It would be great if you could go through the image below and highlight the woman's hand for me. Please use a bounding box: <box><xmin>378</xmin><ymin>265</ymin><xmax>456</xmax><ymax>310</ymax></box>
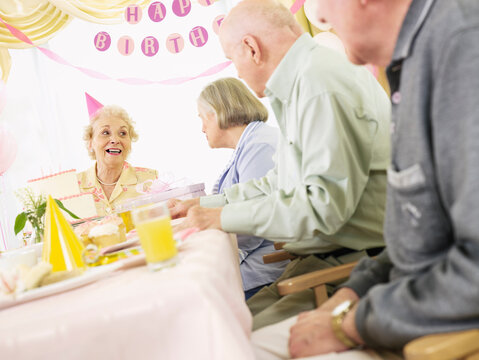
<box><xmin>167</xmin><ymin>198</ymin><xmax>200</xmax><ymax>219</ymax></box>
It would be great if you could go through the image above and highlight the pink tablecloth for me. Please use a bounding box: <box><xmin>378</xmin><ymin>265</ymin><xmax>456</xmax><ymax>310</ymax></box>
<box><xmin>0</xmin><ymin>230</ymin><xmax>254</xmax><ymax>360</ymax></box>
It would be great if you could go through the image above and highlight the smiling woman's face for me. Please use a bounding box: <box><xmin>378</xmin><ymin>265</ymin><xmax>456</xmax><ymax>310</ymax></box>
<box><xmin>89</xmin><ymin>116</ymin><xmax>132</xmax><ymax>168</ymax></box>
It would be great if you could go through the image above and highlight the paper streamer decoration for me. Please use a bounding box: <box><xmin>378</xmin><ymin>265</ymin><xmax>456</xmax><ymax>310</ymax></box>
<box><xmin>42</xmin><ymin>196</ymin><xmax>85</xmax><ymax>272</ymax></box>
<box><xmin>290</xmin><ymin>0</ymin><xmax>307</xmax><ymax>15</ymax></box>
<box><xmin>0</xmin><ymin>15</ymin><xmax>231</xmax><ymax>85</ymax></box>
<box><xmin>0</xmin><ymin>125</ymin><xmax>17</xmax><ymax>177</ymax></box>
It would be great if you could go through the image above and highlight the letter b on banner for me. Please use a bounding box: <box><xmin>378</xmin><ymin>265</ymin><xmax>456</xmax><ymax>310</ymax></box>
<box><xmin>94</xmin><ymin>32</ymin><xmax>111</xmax><ymax>51</ymax></box>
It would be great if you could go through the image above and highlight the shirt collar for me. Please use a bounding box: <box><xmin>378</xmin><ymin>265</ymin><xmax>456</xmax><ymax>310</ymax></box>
<box><xmin>265</xmin><ymin>33</ymin><xmax>316</xmax><ymax>103</ymax></box>
<box><xmin>235</xmin><ymin>121</ymin><xmax>262</xmax><ymax>151</ymax></box>
<box><xmin>84</xmin><ymin>161</ymin><xmax>138</xmax><ymax>188</ymax></box>
<box><xmin>391</xmin><ymin>0</ymin><xmax>436</xmax><ymax>62</ymax></box>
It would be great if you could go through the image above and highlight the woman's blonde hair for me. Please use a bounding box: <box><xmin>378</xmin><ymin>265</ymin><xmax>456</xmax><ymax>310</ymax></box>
<box><xmin>83</xmin><ymin>105</ymin><xmax>139</xmax><ymax>160</ymax></box>
<box><xmin>198</xmin><ymin>78</ymin><xmax>268</xmax><ymax>129</ymax></box>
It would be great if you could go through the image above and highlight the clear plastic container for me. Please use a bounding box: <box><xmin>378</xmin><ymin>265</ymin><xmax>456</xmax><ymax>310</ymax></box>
<box><xmin>114</xmin><ymin>183</ymin><xmax>205</xmax><ymax>232</ymax></box>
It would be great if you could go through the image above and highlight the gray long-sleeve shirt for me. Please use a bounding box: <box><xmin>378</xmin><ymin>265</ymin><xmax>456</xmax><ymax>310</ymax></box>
<box><xmin>342</xmin><ymin>0</ymin><xmax>479</xmax><ymax>349</ymax></box>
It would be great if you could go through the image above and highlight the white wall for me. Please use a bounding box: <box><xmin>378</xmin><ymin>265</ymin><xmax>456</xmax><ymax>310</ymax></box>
<box><xmin>0</xmin><ymin>0</ymin><xmax>277</xmax><ymax>249</ymax></box>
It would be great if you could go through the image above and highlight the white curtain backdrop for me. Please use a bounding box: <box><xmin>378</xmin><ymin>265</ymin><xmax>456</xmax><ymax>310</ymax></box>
<box><xmin>0</xmin><ymin>0</ymin><xmax>277</xmax><ymax>250</ymax></box>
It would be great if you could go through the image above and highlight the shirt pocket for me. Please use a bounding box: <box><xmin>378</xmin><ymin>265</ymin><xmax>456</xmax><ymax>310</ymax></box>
<box><xmin>386</xmin><ymin>164</ymin><xmax>450</xmax><ymax>261</ymax></box>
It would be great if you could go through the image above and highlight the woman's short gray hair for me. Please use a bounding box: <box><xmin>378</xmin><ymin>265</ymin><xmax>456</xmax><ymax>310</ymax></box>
<box><xmin>198</xmin><ymin>77</ymin><xmax>268</xmax><ymax>129</ymax></box>
<box><xmin>83</xmin><ymin>105</ymin><xmax>139</xmax><ymax>160</ymax></box>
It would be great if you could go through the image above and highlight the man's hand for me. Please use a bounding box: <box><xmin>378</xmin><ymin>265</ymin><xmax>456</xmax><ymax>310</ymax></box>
<box><xmin>167</xmin><ymin>198</ymin><xmax>200</xmax><ymax>219</ymax></box>
<box><xmin>173</xmin><ymin>205</ymin><xmax>223</xmax><ymax>232</ymax></box>
<box><xmin>288</xmin><ymin>288</ymin><xmax>362</xmax><ymax>358</ymax></box>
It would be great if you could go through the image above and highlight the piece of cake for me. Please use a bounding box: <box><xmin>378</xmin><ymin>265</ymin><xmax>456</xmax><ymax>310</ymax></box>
<box><xmin>86</xmin><ymin>215</ymin><xmax>127</xmax><ymax>248</ymax></box>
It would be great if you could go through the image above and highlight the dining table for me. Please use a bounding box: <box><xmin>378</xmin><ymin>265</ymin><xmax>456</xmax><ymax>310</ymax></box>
<box><xmin>0</xmin><ymin>229</ymin><xmax>254</xmax><ymax>360</ymax></box>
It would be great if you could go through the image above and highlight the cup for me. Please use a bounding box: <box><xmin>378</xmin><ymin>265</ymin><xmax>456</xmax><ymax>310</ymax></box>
<box><xmin>118</xmin><ymin>210</ymin><xmax>135</xmax><ymax>233</ymax></box>
<box><xmin>131</xmin><ymin>202</ymin><xmax>177</xmax><ymax>271</ymax></box>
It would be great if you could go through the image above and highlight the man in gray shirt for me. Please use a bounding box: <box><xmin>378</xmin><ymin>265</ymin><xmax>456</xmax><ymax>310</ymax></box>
<box><xmin>252</xmin><ymin>0</ymin><xmax>479</xmax><ymax>358</ymax></box>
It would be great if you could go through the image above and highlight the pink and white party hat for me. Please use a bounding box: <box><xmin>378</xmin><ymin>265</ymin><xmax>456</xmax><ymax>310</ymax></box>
<box><xmin>85</xmin><ymin>92</ymin><xmax>103</xmax><ymax>120</ymax></box>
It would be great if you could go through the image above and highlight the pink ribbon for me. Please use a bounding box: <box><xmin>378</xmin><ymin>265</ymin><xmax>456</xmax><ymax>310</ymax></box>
<box><xmin>0</xmin><ymin>16</ymin><xmax>232</xmax><ymax>86</ymax></box>
<box><xmin>290</xmin><ymin>0</ymin><xmax>306</xmax><ymax>14</ymax></box>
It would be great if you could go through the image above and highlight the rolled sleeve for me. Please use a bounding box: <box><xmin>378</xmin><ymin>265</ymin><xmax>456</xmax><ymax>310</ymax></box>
<box><xmin>200</xmin><ymin>194</ymin><xmax>227</xmax><ymax>208</ymax></box>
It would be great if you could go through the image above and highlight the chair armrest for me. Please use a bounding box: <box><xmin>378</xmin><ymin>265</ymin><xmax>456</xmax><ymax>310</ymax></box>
<box><xmin>404</xmin><ymin>329</ymin><xmax>479</xmax><ymax>360</ymax></box>
<box><xmin>277</xmin><ymin>261</ymin><xmax>358</xmax><ymax>296</ymax></box>
<box><xmin>263</xmin><ymin>250</ymin><xmax>297</xmax><ymax>264</ymax></box>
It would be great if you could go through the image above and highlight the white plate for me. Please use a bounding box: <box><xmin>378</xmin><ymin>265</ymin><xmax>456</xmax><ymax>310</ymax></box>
<box><xmin>0</xmin><ymin>264</ymin><xmax>119</xmax><ymax>311</ymax></box>
<box><xmin>99</xmin><ymin>237</ymin><xmax>140</xmax><ymax>255</ymax></box>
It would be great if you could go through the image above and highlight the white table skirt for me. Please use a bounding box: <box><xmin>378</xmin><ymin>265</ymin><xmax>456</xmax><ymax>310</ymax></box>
<box><xmin>0</xmin><ymin>230</ymin><xmax>254</xmax><ymax>360</ymax></box>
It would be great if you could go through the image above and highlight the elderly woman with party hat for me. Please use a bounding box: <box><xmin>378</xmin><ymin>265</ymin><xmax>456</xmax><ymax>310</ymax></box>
<box><xmin>78</xmin><ymin>93</ymin><xmax>158</xmax><ymax>216</ymax></box>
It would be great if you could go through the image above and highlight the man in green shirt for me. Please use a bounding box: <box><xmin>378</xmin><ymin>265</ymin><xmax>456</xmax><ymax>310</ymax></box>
<box><xmin>170</xmin><ymin>0</ymin><xmax>390</xmax><ymax>329</ymax></box>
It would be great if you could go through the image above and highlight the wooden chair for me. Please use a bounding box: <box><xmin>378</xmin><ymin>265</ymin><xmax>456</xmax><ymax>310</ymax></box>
<box><xmin>262</xmin><ymin>242</ymin><xmax>297</xmax><ymax>264</ymax></box>
<box><xmin>277</xmin><ymin>260</ymin><xmax>358</xmax><ymax>306</ymax></box>
<box><xmin>403</xmin><ymin>330</ymin><xmax>479</xmax><ymax>360</ymax></box>
<box><xmin>272</xmin><ymin>259</ymin><xmax>479</xmax><ymax>360</ymax></box>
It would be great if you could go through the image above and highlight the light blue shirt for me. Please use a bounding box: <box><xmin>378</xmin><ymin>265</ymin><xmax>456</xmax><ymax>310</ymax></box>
<box><xmin>212</xmin><ymin>121</ymin><xmax>288</xmax><ymax>291</ymax></box>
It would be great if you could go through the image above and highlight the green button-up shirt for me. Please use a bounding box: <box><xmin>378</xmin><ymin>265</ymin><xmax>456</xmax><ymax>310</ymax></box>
<box><xmin>201</xmin><ymin>34</ymin><xmax>391</xmax><ymax>255</ymax></box>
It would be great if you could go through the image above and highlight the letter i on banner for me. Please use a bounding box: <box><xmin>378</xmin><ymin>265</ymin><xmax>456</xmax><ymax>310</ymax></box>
<box><xmin>118</xmin><ymin>36</ymin><xmax>135</xmax><ymax>56</ymax></box>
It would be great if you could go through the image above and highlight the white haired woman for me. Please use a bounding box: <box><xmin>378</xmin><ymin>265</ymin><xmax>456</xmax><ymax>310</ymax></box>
<box><xmin>78</xmin><ymin>94</ymin><xmax>158</xmax><ymax>216</ymax></box>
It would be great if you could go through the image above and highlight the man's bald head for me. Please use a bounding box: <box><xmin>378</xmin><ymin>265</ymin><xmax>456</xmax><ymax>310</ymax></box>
<box><xmin>219</xmin><ymin>0</ymin><xmax>303</xmax><ymax>97</ymax></box>
<box><xmin>220</xmin><ymin>0</ymin><xmax>303</xmax><ymax>46</ymax></box>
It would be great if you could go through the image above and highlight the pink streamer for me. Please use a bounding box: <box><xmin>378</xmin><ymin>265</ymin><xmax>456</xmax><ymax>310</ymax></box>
<box><xmin>290</xmin><ymin>0</ymin><xmax>306</xmax><ymax>14</ymax></box>
<box><xmin>0</xmin><ymin>80</ymin><xmax>6</xmax><ymax>115</ymax></box>
<box><xmin>0</xmin><ymin>176</ymin><xmax>8</xmax><ymax>250</ymax></box>
<box><xmin>0</xmin><ymin>16</ymin><xmax>232</xmax><ymax>86</ymax></box>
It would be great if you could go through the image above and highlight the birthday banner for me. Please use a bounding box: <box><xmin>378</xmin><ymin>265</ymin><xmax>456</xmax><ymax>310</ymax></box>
<box><xmin>94</xmin><ymin>2</ymin><xmax>225</xmax><ymax>57</ymax></box>
<box><xmin>0</xmin><ymin>0</ymin><xmax>306</xmax><ymax>85</ymax></box>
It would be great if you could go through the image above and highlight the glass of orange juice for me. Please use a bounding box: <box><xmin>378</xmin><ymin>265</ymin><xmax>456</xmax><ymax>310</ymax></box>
<box><xmin>131</xmin><ymin>202</ymin><xmax>177</xmax><ymax>271</ymax></box>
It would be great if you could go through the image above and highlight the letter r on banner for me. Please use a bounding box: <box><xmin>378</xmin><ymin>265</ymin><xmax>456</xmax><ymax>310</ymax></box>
<box><xmin>142</xmin><ymin>36</ymin><xmax>159</xmax><ymax>56</ymax></box>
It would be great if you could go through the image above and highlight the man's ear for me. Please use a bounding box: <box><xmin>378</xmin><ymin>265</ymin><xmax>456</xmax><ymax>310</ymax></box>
<box><xmin>242</xmin><ymin>35</ymin><xmax>262</xmax><ymax>65</ymax></box>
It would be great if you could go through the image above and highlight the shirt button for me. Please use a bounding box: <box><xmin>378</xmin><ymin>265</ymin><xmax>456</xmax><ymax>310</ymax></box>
<box><xmin>392</xmin><ymin>91</ymin><xmax>401</xmax><ymax>104</ymax></box>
